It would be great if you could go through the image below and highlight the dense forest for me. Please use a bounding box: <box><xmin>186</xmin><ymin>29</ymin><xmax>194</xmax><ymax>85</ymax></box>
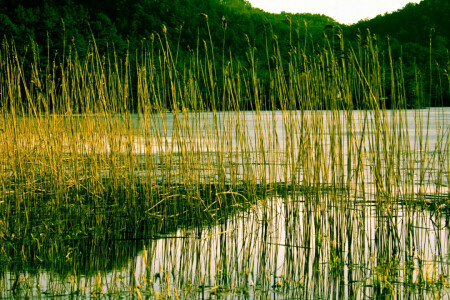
<box><xmin>348</xmin><ymin>0</ymin><xmax>449</xmax><ymax>107</ymax></box>
<box><xmin>0</xmin><ymin>0</ymin><xmax>449</xmax><ymax>107</ymax></box>
<box><xmin>350</xmin><ymin>0</ymin><xmax>449</xmax><ymax>60</ymax></box>
<box><xmin>0</xmin><ymin>0</ymin><xmax>335</xmax><ymax>59</ymax></box>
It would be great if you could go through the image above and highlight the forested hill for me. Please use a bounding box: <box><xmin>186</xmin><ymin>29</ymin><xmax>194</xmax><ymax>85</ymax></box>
<box><xmin>0</xmin><ymin>0</ymin><xmax>448</xmax><ymax>107</ymax></box>
<box><xmin>0</xmin><ymin>0</ymin><xmax>336</xmax><ymax>56</ymax></box>
<box><xmin>1</xmin><ymin>0</ymin><xmax>447</xmax><ymax>64</ymax></box>
<box><xmin>347</xmin><ymin>0</ymin><xmax>449</xmax><ymax>64</ymax></box>
<box><xmin>349</xmin><ymin>0</ymin><xmax>449</xmax><ymax>48</ymax></box>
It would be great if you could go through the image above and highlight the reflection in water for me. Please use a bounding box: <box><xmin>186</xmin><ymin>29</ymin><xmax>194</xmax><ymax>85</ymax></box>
<box><xmin>139</xmin><ymin>195</ymin><xmax>449</xmax><ymax>298</ymax></box>
<box><xmin>2</xmin><ymin>194</ymin><xmax>448</xmax><ymax>298</ymax></box>
<box><xmin>1</xmin><ymin>108</ymin><xmax>449</xmax><ymax>298</ymax></box>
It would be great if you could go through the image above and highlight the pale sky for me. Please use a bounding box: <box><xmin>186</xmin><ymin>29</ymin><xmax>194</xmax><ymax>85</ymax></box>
<box><xmin>247</xmin><ymin>0</ymin><xmax>422</xmax><ymax>24</ymax></box>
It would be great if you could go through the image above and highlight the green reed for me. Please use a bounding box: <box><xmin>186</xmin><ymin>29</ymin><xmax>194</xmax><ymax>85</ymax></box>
<box><xmin>0</xmin><ymin>26</ymin><xmax>449</xmax><ymax>298</ymax></box>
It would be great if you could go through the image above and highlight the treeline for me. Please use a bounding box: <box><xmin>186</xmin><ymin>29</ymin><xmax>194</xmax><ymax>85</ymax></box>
<box><xmin>345</xmin><ymin>0</ymin><xmax>450</xmax><ymax>107</ymax></box>
<box><xmin>0</xmin><ymin>0</ymin><xmax>448</xmax><ymax>108</ymax></box>
<box><xmin>349</xmin><ymin>0</ymin><xmax>449</xmax><ymax>56</ymax></box>
<box><xmin>0</xmin><ymin>0</ymin><xmax>335</xmax><ymax>58</ymax></box>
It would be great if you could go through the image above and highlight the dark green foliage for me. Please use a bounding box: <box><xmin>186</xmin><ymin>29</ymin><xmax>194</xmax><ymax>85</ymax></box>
<box><xmin>346</xmin><ymin>0</ymin><xmax>450</xmax><ymax>106</ymax></box>
<box><xmin>349</xmin><ymin>0</ymin><xmax>449</xmax><ymax>49</ymax></box>
<box><xmin>0</xmin><ymin>0</ymin><xmax>448</xmax><ymax>107</ymax></box>
<box><xmin>0</xmin><ymin>0</ymin><xmax>334</xmax><ymax>59</ymax></box>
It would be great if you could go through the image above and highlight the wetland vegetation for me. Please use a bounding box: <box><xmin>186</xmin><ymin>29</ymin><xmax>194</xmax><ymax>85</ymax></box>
<box><xmin>0</xmin><ymin>0</ymin><xmax>450</xmax><ymax>298</ymax></box>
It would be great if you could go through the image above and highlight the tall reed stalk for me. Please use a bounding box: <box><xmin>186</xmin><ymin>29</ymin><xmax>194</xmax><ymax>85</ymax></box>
<box><xmin>0</xmin><ymin>25</ymin><xmax>448</xmax><ymax>298</ymax></box>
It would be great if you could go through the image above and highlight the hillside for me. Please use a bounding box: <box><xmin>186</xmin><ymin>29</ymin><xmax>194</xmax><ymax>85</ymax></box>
<box><xmin>344</xmin><ymin>0</ymin><xmax>449</xmax><ymax>106</ymax></box>
<box><xmin>349</xmin><ymin>0</ymin><xmax>449</xmax><ymax>48</ymax></box>
<box><xmin>0</xmin><ymin>0</ymin><xmax>448</xmax><ymax>107</ymax></box>
<box><xmin>1</xmin><ymin>0</ymin><xmax>447</xmax><ymax>64</ymax></box>
<box><xmin>346</xmin><ymin>0</ymin><xmax>449</xmax><ymax>65</ymax></box>
<box><xmin>0</xmin><ymin>0</ymin><xmax>336</xmax><ymax>57</ymax></box>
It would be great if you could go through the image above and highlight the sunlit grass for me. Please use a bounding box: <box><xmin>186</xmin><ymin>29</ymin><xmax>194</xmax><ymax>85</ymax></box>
<box><xmin>0</xmin><ymin>28</ymin><xmax>449</xmax><ymax>298</ymax></box>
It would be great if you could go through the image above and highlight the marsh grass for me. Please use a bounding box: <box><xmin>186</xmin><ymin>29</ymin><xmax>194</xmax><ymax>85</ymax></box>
<box><xmin>0</xmin><ymin>28</ymin><xmax>449</xmax><ymax>298</ymax></box>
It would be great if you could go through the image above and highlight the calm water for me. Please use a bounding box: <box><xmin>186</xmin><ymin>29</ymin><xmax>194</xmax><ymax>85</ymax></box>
<box><xmin>2</xmin><ymin>196</ymin><xmax>448</xmax><ymax>298</ymax></box>
<box><xmin>1</xmin><ymin>108</ymin><xmax>449</xmax><ymax>298</ymax></box>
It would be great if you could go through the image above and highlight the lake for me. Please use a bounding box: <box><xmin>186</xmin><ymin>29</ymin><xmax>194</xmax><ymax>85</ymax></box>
<box><xmin>0</xmin><ymin>108</ymin><xmax>449</xmax><ymax>298</ymax></box>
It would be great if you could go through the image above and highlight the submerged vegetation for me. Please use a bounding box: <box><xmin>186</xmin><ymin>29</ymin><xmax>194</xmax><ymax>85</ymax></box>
<box><xmin>0</xmin><ymin>12</ymin><xmax>449</xmax><ymax>298</ymax></box>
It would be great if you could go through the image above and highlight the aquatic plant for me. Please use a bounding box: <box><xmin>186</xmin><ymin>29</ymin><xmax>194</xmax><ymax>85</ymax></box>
<box><xmin>0</xmin><ymin>27</ymin><xmax>448</xmax><ymax>298</ymax></box>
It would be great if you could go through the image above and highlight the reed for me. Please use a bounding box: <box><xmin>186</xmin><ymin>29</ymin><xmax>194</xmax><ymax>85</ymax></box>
<box><xmin>0</xmin><ymin>26</ymin><xmax>448</xmax><ymax>298</ymax></box>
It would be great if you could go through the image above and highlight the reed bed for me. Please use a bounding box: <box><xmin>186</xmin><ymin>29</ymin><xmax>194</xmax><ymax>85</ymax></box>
<box><xmin>0</xmin><ymin>29</ymin><xmax>449</xmax><ymax>298</ymax></box>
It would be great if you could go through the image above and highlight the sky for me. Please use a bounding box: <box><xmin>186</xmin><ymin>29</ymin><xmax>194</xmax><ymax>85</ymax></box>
<box><xmin>246</xmin><ymin>0</ymin><xmax>422</xmax><ymax>25</ymax></box>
